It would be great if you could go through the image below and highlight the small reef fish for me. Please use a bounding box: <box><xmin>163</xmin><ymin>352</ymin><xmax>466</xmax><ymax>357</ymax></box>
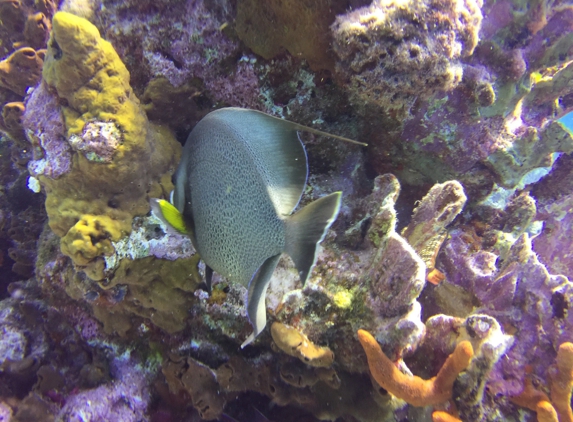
<box><xmin>152</xmin><ymin>107</ymin><xmax>364</xmax><ymax>347</ymax></box>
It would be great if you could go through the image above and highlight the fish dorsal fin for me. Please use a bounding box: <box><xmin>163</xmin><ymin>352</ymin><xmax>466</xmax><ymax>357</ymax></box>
<box><xmin>205</xmin><ymin>108</ymin><xmax>308</xmax><ymax>216</ymax></box>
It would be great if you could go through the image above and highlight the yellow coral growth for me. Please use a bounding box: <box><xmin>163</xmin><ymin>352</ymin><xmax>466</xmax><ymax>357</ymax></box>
<box><xmin>357</xmin><ymin>329</ymin><xmax>473</xmax><ymax>407</ymax></box>
<box><xmin>43</xmin><ymin>12</ymin><xmax>143</xmax><ymax>137</ymax></box>
<box><xmin>537</xmin><ymin>401</ymin><xmax>559</xmax><ymax>422</ymax></box>
<box><xmin>38</xmin><ymin>12</ymin><xmax>180</xmax><ymax>270</ymax></box>
<box><xmin>60</xmin><ymin>215</ymin><xmax>124</xmax><ymax>266</ymax></box>
<box><xmin>271</xmin><ymin>322</ymin><xmax>334</xmax><ymax>367</ymax></box>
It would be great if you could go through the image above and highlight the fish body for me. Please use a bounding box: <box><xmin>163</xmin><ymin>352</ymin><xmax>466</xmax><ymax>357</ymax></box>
<box><xmin>153</xmin><ymin>108</ymin><xmax>345</xmax><ymax>347</ymax></box>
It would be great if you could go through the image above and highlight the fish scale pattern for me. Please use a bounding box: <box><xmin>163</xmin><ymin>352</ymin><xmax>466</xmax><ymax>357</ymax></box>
<box><xmin>186</xmin><ymin>119</ymin><xmax>285</xmax><ymax>286</ymax></box>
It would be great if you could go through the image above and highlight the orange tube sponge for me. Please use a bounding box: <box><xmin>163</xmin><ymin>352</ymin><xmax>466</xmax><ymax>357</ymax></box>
<box><xmin>432</xmin><ymin>411</ymin><xmax>462</xmax><ymax>422</ymax></box>
<box><xmin>357</xmin><ymin>329</ymin><xmax>473</xmax><ymax>407</ymax></box>
<box><xmin>509</xmin><ymin>371</ymin><xmax>550</xmax><ymax>412</ymax></box>
<box><xmin>551</xmin><ymin>342</ymin><xmax>573</xmax><ymax>422</ymax></box>
<box><xmin>536</xmin><ymin>401</ymin><xmax>559</xmax><ymax>422</ymax></box>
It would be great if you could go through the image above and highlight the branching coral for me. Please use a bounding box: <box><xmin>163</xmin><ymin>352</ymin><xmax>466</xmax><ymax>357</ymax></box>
<box><xmin>357</xmin><ymin>328</ymin><xmax>473</xmax><ymax>407</ymax></box>
<box><xmin>486</xmin><ymin>119</ymin><xmax>573</xmax><ymax>188</ymax></box>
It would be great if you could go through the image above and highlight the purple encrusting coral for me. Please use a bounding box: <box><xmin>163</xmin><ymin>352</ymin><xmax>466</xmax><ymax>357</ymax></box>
<box><xmin>22</xmin><ymin>81</ymin><xmax>71</xmax><ymax>179</ymax></box>
<box><xmin>533</xmin><ymin>193</ymin><xmax>573</xmax><ymax>280</ymax></box>
<box><xmin>141</xmin><ymin>0</ymin><xmax>238</xmax><ymax>88</ymax></box>
<box><xmin>438</xmin><ymin>228</ymin><xmax>573</xmax><ymax>399</ymax></box>
<box><xmin>98</xmin><ymin>0</ymin><xmax>266</xmax><ymax>110</ymax></box>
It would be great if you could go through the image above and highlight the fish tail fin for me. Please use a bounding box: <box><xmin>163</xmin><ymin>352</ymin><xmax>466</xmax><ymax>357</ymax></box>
<box><xmin>285</xmin><ymin>192</ymin><xmax>342</xmax><ymax>286</ymax></box>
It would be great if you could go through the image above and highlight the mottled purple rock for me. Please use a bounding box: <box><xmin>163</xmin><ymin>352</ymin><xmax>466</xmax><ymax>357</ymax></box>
<box><xmin>0</xmin><ymin>297</ymin><xmax>48</xmax><ymax>374</ymax></box>
<box><xmin>533</xmin><ymin>194</ymin><xmax>573</xmax><ymax>280</ymax></box>
<box><xmin>366</xmin><ymin>233</ymin><xmax>426</xmax><ymax>318</ymax></box>
<box><xmin>22</xmin><ymin>81</ymin><xmax>71</xmax><ymax>179</ymax></box>
<box><xmin>0</xmin><ymin>402</ymin><xmax>12</xmax><ymax>422</ymax></box>
<box><xmin>97</xmin><ymin>0</ymin><xmax>267</xmax><ymax>109</ymax></box>
<box><xmin>57</xmin><ymin>355</ymin><xmax>151</xmax><ymax>422</ymax></box>
<box><xmin>440</xmin><ymin>228</ymin><xmax>498</xmax><ymax>300</ymax></box>
<box><xmin>440</xmin><ymin>230</ymin><xmax>573</xmax><ymax>397</ymax></box>
<box><xmin>203</xmin><ymin>60</ymin><xmax>264</xmax><ymax>110</ymax></box>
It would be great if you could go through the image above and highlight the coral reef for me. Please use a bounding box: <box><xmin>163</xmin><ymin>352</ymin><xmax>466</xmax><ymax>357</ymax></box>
<box><xmin>0</xmin><ymin>47</ymin><xmax>43</xmax><ymax>97</ymax></box>
<box><xmin>96</xmin><ymin>0</ymin><xmax>249</xmax><ymax>103</ymax></box>
<box><xmin>550</xmin><ymin>342</ymin><xmax>573</xmax><ymax>422</ymax></box>
<box><xmin>510</xmin><ymin>342</ymin><xmax>573</xmax><ymax>422</ymax></box>
<box><xmin>401</xmin><ymin>180</ymin><xmax>467</xmax><ymax>280</ymax></box>
<box><xmin>56</xmin><ymin>353</ymin><xmax>152</xmax><ymax>422</ymax></box>
<box><xmin>437</xmin><ymin>229</ymin><xmax>573</xmax><ymax>396</ymax></box>
<box><xmin>0</xmin><ymin>137</ymin><xmax>46</xmax><ymax>282</ymax></box>
<box><xmin>1</xmin><ymin>0</ymin><xmax>573</xmax><ymax>421</ymax></box>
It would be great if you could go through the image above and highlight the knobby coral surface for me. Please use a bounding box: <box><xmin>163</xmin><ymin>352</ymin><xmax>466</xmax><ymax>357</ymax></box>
<box><xmin>331</xmin><ymin>0</ymin><xmax>483</xmax><ymax>115</ymax></box>
<box><xmin>23</xmin><ymin>12</ymin><xmax>181</xmax><ymax>282</ymax></box>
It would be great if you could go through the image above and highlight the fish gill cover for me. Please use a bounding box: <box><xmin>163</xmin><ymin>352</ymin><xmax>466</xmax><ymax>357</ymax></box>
<box><xmin>0</xmin><ymin>1</ymin><xmax>572</xmax><ymax>421</ymax></box>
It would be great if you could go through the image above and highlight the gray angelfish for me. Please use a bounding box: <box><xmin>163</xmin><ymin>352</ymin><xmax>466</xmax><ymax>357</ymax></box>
<box><xmin>151</xmin><ymin>107</ymin><xmax>364</xmax><ymax>347</ymax></box>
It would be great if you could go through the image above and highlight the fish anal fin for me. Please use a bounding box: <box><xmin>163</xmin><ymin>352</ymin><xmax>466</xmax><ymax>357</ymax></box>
<box><xmin>241</xmin><ymin>254</ymin><xmax>281</xmax><ymax>348</ymax></box>
<box><xmin>285</xmin><ymin>192</ymin><xmax>342</xmax><ymax>285</ymax></box>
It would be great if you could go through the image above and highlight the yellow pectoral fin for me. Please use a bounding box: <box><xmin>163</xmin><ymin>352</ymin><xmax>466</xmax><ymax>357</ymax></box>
<box><xmin>151</xmin><ymin>199</ymin><xmax>187</xmax><ymax>234</ymax></box>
